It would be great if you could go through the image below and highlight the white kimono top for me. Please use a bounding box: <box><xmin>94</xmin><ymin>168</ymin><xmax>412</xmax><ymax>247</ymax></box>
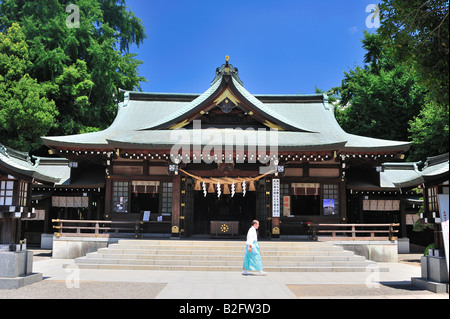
<box><xmin>246</xmin><ymin>226</ymin><xmax>258</xmax><ymax>247</ymax></box>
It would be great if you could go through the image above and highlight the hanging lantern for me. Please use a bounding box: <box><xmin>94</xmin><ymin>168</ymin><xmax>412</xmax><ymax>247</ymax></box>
<box><xmin>223</xmin><ymin>184</ymin><xmax>230</xmax><ymax>195</ymax></box>
<box><xmin>249</xmin><ymin>180</ymin><xmax>256</xmax><ymax>192</ymax></box>
<box><xmin>194</xmin><ymin>180</ymin><xmax>201</xmax><ymax>191</ymax></box>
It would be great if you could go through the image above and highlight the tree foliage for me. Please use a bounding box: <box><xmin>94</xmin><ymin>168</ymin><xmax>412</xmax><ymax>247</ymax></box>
<box><xmin>0</xmin><ymin>23</ymin><xmax>58</xmax><ymax>151</ymax></box>
<box><xmin>333</xmin><ymin>31</ymin><xmax>427</xmax><ymax>145</ymax></box>
<box><xmin>0</xmin><ymin>0</ymin><xmax>147</xmax><ymax>151</ymax></box>
<box><xmin>408</xmin><ymin>100</ymin><xmax>449</xmax><ymax>161</ymax></box>
<box><xmin>378</xmin><ymin>0</ymin><xmax>449</xmax><ymax>107</ymax></box>
<box><xmin>331</xmin><ymin>0</ymin><xmax>449</xmax><ymax>163</ymax></box>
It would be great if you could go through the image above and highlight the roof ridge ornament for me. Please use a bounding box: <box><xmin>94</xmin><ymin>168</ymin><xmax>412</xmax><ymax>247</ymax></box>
<box><xmin>0</xmin><ymin>144</ymin><xmax>8</xmax><ymax>158</ymax></box>
<box><xmin>211</xmin><ymin>56</ymin><xmax>244</xmax><ymax>87</ymax></box>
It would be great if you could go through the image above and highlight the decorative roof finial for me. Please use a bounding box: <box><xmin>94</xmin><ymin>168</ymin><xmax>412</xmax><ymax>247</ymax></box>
<box><xmin>211</xmin><ymin>56</ymin><xmax>243</xmax><ymax>86</ymax></box>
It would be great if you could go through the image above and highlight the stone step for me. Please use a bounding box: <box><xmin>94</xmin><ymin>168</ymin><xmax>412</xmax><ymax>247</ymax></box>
<box><xmin>73</xmin><ymin>240</ymin><xmax>388</xmax><ymax>272</ymax></box>
<box><xmin>96</xmin><ymin>248</ymin><xmax>353</xmax><ymax>257</ymax></box>
<box><xmin>108</xmin><ymin>243</ymin><xmax>345</xmax><ymax>251</ymax></box>
<box><xmin>70</xmin><ymin>263</ymin><xmax>388</xmax><ymax>272</ymax></box>
<box><xmin>116</xmin><ymin>239</ymin><xmax>333</xmax><ymax>247</ymax></box>
<box><xmin>85</xmin><ymin>252</ymin><xmax>366</xmax><ymax>262</ymax></box>
<box><xmin>76</xmin><ymin>256</ymin><xmax>375</xmax><ymax>267</ymax></box>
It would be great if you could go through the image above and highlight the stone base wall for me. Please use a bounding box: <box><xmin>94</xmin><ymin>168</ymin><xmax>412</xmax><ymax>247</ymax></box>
<box><xmin>52</xmin><ymin>237</ymin><xmax>119</xmax><ymax>259</ymax></box>
<box><xmin>0</xmin><ymin>251</ymin><xmax>42</xmax><ymax>290</ymax></box>
<box><xmin>330</xmin><ymin>240</ymin><xmax>398</xmax><ymax>262</ymax></box>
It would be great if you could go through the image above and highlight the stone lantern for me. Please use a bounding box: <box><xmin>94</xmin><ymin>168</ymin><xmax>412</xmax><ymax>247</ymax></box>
<box><xmin>0</xmin><ymin>144</ymin><xmax>58</xmax><ymax>289</ymax></box>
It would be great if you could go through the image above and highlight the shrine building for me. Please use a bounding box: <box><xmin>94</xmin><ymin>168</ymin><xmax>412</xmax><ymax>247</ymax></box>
<box><xmin>41</xmin><ymin>57</ymin><xmax>412</xmax><ymax>239</ymax></box>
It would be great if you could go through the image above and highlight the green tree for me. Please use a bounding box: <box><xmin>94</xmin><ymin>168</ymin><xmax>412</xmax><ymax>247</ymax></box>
<box><xmin>377</xmin><ymin>0</ymin><xmax>449</xmax><ymax>161</ymax></box>
<box><xmin>0</xmin><ymin>0</ymin><xmax>147</xmax><ymax>149</ymax></box>
<box><xmin>0</xmin><ymin>23</ymin><xmax>58</xmax><ymax>151</ymax></box>
<box><xmin>408</xmin><ymin>101</ymin><xmax>449</xmax><ymax>161</ymax></box>
<box><xmin>378</xmin><ymin>0</ymin><xmax>449</xmax><ymax>107</ymax></box>
<box><xmin>333</xmin><ymin>31</ymin><xmax>427</xmax><ymax>144</ymax></box>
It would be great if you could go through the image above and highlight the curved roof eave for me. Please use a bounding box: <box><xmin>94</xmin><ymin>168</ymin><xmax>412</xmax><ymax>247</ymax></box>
<box><xmin>0</xmin><ymin>151</ymin><xmax>60</xmax><ymax>185</ymax></box>
<box><xmin>341</xmin><ymin>134</ymin><xmax>412</xmax><ymax>153</ymax></box>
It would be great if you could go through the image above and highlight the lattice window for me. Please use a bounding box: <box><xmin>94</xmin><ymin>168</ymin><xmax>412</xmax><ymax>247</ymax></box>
<box><xmin>427</xmin><ymin>186</ymin><xmax>438</xmax><ymax>213</ymax></box>
<box><xmin>112</xmin><ymin>181</ymin><xmax>129</xmax><ymax>213</ymax></box>
<box><xmin>18</xmin><ymin>182</ymin><xmax>28</xmax><ymax>206</ymax></box>
<box><xmin>161</xmin><ymin>182</ymin><xmax>173</xmax><ymax>213</ymax></box>
<box><xmin>0</xmin><ymin>180</ymin><xmax>14</xmax><ymax>206</ymax></box>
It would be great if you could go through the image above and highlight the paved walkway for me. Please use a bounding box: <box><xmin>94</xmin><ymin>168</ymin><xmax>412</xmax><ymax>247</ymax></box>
<box><xmin>0</xmin><ymin>250</ymin><xmax>448</xmax><ymax>299</ymax></box>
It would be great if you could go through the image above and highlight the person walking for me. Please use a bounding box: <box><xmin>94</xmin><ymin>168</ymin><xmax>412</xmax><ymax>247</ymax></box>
<box><xmin>242</xmin><ymin>220</ymin><xmax>266</xmax><ymax>276</ymax></box>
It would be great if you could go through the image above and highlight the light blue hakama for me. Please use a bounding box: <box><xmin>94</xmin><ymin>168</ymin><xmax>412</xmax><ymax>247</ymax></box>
<box><xmin>243</xmin><ymin>241</ymin><xmax>264</xmax><ymax>271</ymax></box>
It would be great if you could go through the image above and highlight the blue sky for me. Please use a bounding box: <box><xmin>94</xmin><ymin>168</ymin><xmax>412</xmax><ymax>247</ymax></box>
<box><xmin>126</xmin><ymin>0</ymin><xmax>378</xmax><ymax>95</ymax></box>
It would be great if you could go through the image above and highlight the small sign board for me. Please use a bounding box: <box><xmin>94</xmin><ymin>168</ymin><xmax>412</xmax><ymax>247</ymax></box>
<box><xmin>142</xmin><ymin>211</ymin><xmax>151</xmax><ymax>221</ymax></box>
<box><xmin>272</xmin><ymin>179</ymin><xmax>280</xmax><ymax>217</ymax></box>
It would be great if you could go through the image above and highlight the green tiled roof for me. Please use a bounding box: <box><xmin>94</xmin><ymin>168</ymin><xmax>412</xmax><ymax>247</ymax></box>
<box><xmin>381</xmin><ymin>153</ymin><xmax>449</xmax><ymax>188</ymax></box>
<box><xmin>42</xmin><ymin>63</ymin><xmax>412</xmax><ymax>153</ymax></box>
<box><xmin>0</xmin><ymin>144</ymin><xmax>66</xmax><ymax>185</ymax></box>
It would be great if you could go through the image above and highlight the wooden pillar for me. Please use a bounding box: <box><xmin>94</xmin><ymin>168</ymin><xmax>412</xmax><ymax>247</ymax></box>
<box><xmin>143</xmin><ymin>160</ymin><xmax>149</xmax><ymax>176</ymax></box>
<box><xmin>171</xmin><ymin>174</ymin><xmax>181</xmax><ymax>239</ymax></box>
<box><xmin>87</xmin><ymin>192</ymin><xmax>93</xmax><ymax>220</ymax></box>
<box><xmin>340</xmin><ymin>179</ymin><xmax>347</xmax><ymax>223</ymax></box>
<box><xmin>400</xmin><ymin>200</ymin><xmax>407</xmax><ymax>238</ymax></box>
<box><xmin>105</xmin><ymin>177</ymin><xmax>112</xmax><ymax>219</ymax></box>
<box><xmin>43</xmin><ymin>198</ymin><xmax>51</xmax><ymax>234</ymax></box>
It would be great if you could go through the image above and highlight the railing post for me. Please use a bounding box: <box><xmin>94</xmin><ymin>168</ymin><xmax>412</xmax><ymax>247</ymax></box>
<box><xmin>311</xmin><ymin>224</ymin><xmax>317</xmax><ymax>241</ymax></box>
<box><xmin>351</xmin><ymin>225</ymin><xmax>356</xmax><ymax>240</ymax></box>
<box><xmin>308</xmin><ymin>223</ymin><xmax>314</xmax><ymax>241</ymax></box>
<box><xmin>135</xmin><ymin>221</ymin><xmax>141</xmax><ymax>239</ymax></box>
<box><xmin>95</xmin><ymin>221</ymin><xmax>99</xmax><ymax>237</ymax></box>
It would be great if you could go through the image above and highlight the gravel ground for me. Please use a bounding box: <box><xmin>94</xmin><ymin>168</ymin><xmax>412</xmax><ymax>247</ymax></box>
<box><xmin>286</xmin><ymin>283</ymin><xmax>439</xmax><ymax>298</ymax></box>
<box><xmin>1</xmin><ymin>248</ymin><xmax>439</xmax><ymax>300</ymax></box>
<box><xmin>0</xmin><ymin>280</ymin><xmax>167</xmax><ymax>299</ymax></box>
<box><xmin>398</xmin><ymin>254</ymin><xmax>422</xmax><ymax>267</ymax></box>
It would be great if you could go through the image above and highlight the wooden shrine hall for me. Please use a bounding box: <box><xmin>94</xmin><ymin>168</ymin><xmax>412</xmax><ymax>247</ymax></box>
<box><xmin>42</xmin><ymin>57</ymin><xmax>412</xmax><ymax>239</ymax></box>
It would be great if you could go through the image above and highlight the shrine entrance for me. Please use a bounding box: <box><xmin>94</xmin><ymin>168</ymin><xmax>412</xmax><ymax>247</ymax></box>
<box><xmin>193</xmin><ymin>191</ymin><xmax>257</xmax><ymax>236</ymax></box>
<box><xmin>178</xmin><ymin>169</ymin><xmax>272</xmax><ymax>238</ymax></box>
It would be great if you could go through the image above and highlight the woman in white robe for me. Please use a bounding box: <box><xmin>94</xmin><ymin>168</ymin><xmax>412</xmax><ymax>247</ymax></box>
<box><xmin>242</xmin><ymin>220</ymin><xmax>266</xmax><ymax>275</ymax></box>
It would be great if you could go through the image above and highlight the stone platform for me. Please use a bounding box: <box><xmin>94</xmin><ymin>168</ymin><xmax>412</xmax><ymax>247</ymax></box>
<box><xmin>71</xmin><ymin>239</ymin><xmax>389</xmax><ymax>272</ymax></box>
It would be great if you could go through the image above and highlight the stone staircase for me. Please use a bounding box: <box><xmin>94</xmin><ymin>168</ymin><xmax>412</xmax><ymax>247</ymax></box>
<box><xmin>72</xmin><ymin>240</ymin><xmax>389</xmax><ymax>272</ymax></box>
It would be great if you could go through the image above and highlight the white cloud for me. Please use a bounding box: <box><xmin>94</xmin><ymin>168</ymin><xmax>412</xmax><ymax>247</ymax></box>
<box><xmin>348</xmin><ymin>26</ymin><xmax>358</xmax><ymax>35</ymax></box>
